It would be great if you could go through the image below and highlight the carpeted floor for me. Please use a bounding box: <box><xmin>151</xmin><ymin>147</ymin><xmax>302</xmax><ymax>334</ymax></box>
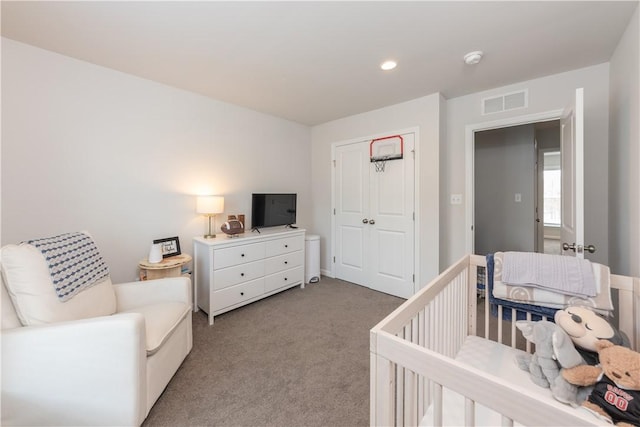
<box><xmin>143</xmin><ymin>277</ymin><xmax>404</xmax><ymax>427</ymax></box>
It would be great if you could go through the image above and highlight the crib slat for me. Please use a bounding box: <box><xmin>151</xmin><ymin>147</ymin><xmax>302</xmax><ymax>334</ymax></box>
<box><xmin>468</xmin><ymin>263</ymin><xmax>477</xmax><ymax>337</ymax></box>
<box><xmin>465</xmin><ymin>397</ymin><xmax>475</xmax><ymax>426</ymax></box>
<box><xmin>497</xmin><ymin>305</ymin><xmax>503</xmax><ymax>344</ymax></box>
<box><xmin>484</xmin><ymin>288</ymin><xmax>490</xmax><ymax>339</ymax></box>
<box><xmin>433</xmin><ymin>383</ymin><xmax>443</xmax><ymax>426</ymax></box>
<box><xmin>526</xmin><ymin>311</ymin><xmax>532</xmax><ymax>353</ymax></box>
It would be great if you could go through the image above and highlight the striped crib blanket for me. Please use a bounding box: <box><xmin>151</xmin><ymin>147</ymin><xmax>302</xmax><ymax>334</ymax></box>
<box><xmin>502</xmin><ymin>251</ymin><xmax>597</xmax><ymax>297</ymax></box>
<box><xmin>489</xmin><ymin>252</ymin><xmax>613</xmax><ymax>317</ymax></box>
<box><xmin>27</xmin><ymin>232</ymin><xmax>109</xmax><ymax>302</ymax></box>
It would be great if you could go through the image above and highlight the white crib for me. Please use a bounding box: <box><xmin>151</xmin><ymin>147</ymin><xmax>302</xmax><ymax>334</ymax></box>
<box><xmin>370</xmin><ymin>254</ymin><xmax>639</xmax><ymax>426</ymax></box>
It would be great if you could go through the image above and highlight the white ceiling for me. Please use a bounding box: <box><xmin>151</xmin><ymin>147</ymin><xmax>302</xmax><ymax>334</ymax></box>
<box><xmin>2</xmin><ymin>1</ymin><xmax>638</xmax><ymax>125</ymax></box>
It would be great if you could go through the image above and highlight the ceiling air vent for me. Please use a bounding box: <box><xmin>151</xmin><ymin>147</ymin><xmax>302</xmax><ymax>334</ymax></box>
<box><xmin>482</xmin><ymin>89</ymin><xmax>528</xmax><ymax>115</ymax></box>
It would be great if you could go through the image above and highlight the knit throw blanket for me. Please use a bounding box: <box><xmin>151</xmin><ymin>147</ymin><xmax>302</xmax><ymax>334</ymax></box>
<box><xmin>27</xmin><ymin>232</ymin><xmax>110</xmax><ymax>302</ymax></box>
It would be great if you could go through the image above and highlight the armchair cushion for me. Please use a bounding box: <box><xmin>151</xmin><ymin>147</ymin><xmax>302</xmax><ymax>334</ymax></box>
<box><xmin>1</xmin><ymin>241</ymin><xmax>116</xmax><ymax>326</ymax></box>
<box><xmin>122</xmin><ymin>301</ymin><xmax>191</xmax><ymax>355</ymax></box>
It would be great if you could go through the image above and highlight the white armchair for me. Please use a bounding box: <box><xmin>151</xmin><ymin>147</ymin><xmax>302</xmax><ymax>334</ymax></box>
<box><xmin>1</xmin><ymin>232</ymin><xmax>193</xmax><ymax>426</ymax></box>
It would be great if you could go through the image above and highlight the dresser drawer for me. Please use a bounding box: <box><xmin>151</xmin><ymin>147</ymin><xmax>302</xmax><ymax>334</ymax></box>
<box><xmin>213</xmin><ymin>278</ymin><xmax>264</xmax><ymax>311</ymax></box>
<box><xmin>213</xmin><ymin>260</ymin><xmax>265</xmax><ymax>290</ymax></box>
<box><xmin>265</xmin><ymin>251</ymin><xmax>304</xmax><ymax>275</ymax></box>
<box><xmin>214</xmin><ymin>242</ymin><xmax>265</xmax><ymax>269</ymax></box>
<box><xmin>265</xmin><ymin>235</ymin><xmax>303</xmax><ymax>257</ymax></box>
<box><xmin>265</xmin><ymin>266</ymin><xmax>303</xmax><ymax>293</ymax></box>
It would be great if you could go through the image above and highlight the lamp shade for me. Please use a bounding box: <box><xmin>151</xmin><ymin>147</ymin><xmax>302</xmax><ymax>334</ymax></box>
<box><xmin>196</xmin><ymin>196</ymin><xmax>224</xmax><ymax>215</ymax></box>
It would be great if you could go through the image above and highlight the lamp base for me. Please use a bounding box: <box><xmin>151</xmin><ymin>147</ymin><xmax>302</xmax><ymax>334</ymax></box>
<box><xmin>204</xmin><ymin>215</ymin><xmax>217</xmax><ymax>239</ymax></box>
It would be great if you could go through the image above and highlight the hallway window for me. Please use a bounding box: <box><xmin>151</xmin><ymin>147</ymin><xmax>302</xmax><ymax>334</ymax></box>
<box><xmin>543</xmin><ymin>151</ymin><xmax>561</xmax><ymax>226</ymax></box>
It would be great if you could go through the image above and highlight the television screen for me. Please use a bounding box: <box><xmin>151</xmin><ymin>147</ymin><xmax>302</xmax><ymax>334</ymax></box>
<box><xmin>251</xmin><ymin>193</ymin><xmax>297</xmax><ymax>229</ymax></box>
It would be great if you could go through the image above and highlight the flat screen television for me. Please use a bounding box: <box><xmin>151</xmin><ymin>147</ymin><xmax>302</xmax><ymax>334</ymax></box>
<box><xmin>251</xmin><ymin>193</ymin><xmax>297</xmax><ymax>230</ymax></box>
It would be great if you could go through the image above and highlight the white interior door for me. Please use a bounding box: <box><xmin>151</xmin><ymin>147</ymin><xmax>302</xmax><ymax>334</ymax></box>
<box><xmin>560</xmin><ymin>88</ymin><xmax>586</xmax><ymax>258</ymax></box>
<box><xmin>334</xmin><ymin>133</ymin><xmax>415</xmax><ymax>298</ymax></box>
<box><xmin>369</xmin><ymin>134</ymin><xmax>415</xmax><ymax>298</ymax></box>
<box><xmin>334</xmin><ymin>142</ymin><xmax>369</xmax><ymax>285</ymax></box>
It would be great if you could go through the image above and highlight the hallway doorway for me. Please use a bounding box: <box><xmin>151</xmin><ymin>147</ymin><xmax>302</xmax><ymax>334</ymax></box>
<box><xmin>473</xmin><ymin>120</ymin><xmax>560</xmax><ymax>256</ymax></box>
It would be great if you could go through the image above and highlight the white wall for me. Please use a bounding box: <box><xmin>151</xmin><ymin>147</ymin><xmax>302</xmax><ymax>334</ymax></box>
<box><xmin>310</xmin><ymin>94</ymin><xmax>442</xmax><ymax>287</ymax></box>
<box><xmin>609</xmin><ymin>6</ymin><xmax>640</xmax><ymax>277</ymax></box>
<box><xmin>1</xmin><ymin>39</ymin><xmax>312</xmax><ymax>282</ymax></box>
<box><xmin>443</xmin><ymin>64</ymin><xmax>610</xmax><ymax>269</ymax></box>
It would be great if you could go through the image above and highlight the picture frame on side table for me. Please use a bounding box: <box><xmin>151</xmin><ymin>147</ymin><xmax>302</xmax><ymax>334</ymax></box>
<box><xmin>153</xmin><ymin>236</ymin><xmax>181</xmax><ymax>258</ymax></box>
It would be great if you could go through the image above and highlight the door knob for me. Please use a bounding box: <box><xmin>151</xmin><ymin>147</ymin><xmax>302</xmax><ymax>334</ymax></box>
<box><xmin>369</xmin><ymin>219</ymin><xmax>375</xmax><ymax>225</ymax></box>
<box><xmin>562</xmin><ymin>243</ymin><xmax>596</xmax><ymax>254</ymax></box>
<box><xmin>362</xmin><ymin>219</ymin><xmax>369</xmax><ymax>224</ymax></box>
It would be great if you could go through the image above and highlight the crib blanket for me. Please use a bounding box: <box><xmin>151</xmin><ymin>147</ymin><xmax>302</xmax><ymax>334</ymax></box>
<box><xmin>487</xmin><ymin>253</ymin><xmax>556</xmax><ymax>320</ymax></box>
<box><xmin>502</xmin><ymin>251</ymin><xmax>596</xmax><ymax>297</ymax></box>
<box><xmin>491</xmin><ymin>252</ymin><xmax>614</xmax><ymax>316</ymax></box>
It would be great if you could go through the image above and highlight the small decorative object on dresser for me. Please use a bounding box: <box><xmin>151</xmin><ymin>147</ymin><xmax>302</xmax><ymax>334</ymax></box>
<box><xmin>193</xmin><ymin>228</ymin><xmax>306</xmax><ymax>325</ymax></box>
<box><xmin>221</xmin><ymin>215</ymin><xmax>244</xmax><ymax>236</ymax></box>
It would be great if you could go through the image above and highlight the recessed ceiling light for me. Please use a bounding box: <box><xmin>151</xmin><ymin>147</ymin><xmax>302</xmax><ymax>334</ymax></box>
<box><xmin>463</xmin><ymin>51</ymin><xmax>483</xmax><ymax>65</ymax></box>
<box><xmin>380</xmin><ymin>60</ymin><xmax>397</xmax><ymax>71</ymax></box>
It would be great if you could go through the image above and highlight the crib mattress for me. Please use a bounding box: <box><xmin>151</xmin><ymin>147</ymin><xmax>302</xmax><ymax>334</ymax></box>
<box><xmin>420</xmin><ymin>335</ymin><xmax>605</xmax><ymax>426</ymax></box>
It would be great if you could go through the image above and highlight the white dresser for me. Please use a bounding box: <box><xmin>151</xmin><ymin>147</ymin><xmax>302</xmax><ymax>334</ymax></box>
<box><xmin>193</xmin><ymin>228</ymin><xmax>305</xmax><ymax>325</ymax></box>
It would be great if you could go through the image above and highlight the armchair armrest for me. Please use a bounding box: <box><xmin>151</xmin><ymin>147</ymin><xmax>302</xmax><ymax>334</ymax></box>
<box><xmin>1</xmin><ymin>313</ymin><xmax>147</xmax><ymax>426</ymax></box>
<box><xmin>114</xmin><ymin>277</ymin><xmax>192</xmax><ymax>312</ymax></box>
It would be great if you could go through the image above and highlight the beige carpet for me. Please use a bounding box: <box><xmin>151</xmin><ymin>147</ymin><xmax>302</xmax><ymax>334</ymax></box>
<box><xmin>143</xmin><ymin>277</ymin><xmax>404</xmax><ymax>427</ymax></box>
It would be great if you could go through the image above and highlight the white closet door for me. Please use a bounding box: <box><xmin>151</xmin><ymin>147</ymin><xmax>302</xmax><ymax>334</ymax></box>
<box><xmin>334</xmin><ymin>133</ymin><xmax>415</xmax><ymax>298</ymax></box>
<box><xmin>368</xmin><ymin>133</ymin><xmax>415</xmax><ymax>298</ymax></box>
<box><xmin>334</xmin><ymin>141</ymin><xmax>369</xmax><ymax>285</ymax></box>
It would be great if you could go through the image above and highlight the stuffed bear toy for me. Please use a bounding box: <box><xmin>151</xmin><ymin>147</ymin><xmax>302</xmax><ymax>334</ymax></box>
<box><xmin>516</xmin><ymin>306</ymin><xmax>629</xmax><ymax>407</ymax></box>
<box><xmin>562</xmin><ymin>340</ymin><xmax>640</xmax><ymax>426</ymax></box>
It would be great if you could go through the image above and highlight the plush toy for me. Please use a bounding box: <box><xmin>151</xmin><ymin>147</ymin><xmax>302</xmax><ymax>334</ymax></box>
<box><xmin>516</xmin><ymin>306</ymin><xmax>628</xmax><ymax>406</ymax></box>
<box><xmin>515</xmin><ymin>320</ymin><xmax>585</xmax><ymax>404</ymax></box>
<box><xmin>562</xmin><ymin>340</ymin><xmax>640</xmax><ymax>426</ymax></box>
<box><xmin>555</xmin><ymin>306</ymin><xmax>629</xmax><ymax>365</ymax></box>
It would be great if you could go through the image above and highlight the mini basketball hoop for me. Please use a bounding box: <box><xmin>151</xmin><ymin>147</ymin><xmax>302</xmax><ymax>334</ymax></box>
<box><xmin>373</xmin><ymin>157</ymin><xmax>388</xmax><ymax>172</ymax></box>
<box><xmin>370</xmin><ymin>135</ymin><xmax>404</xmax><ymax>172</ymax></box>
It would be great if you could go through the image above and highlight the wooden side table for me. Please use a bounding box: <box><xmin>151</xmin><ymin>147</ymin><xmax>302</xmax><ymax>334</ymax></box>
<box><xmin>139</xmin><ymin>254</ymin><xmax>192</xmax><ymax>280</ymax></box>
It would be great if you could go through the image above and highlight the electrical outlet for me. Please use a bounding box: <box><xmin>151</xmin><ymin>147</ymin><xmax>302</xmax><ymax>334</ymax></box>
<box><xmin>515</xmin><ymin>193</ymin><xmax>522</xmax><ymax>202</ymax></box>
<box><xmin>450</xmin><ymin>194</ymin><xmax>462</xmax><ymax>205</ymax></box>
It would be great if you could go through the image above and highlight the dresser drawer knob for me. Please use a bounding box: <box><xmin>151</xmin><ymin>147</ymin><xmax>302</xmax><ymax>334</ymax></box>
<box><xmin>284</xmin><ymin>261</ymin><xmax>288</xmax><ymax>264</ymax></box>
<box><xmin>284</xmin><ymin>277</ymin><xmax>288</xmax><ymax>281</ymax></box>
<box><xmin>241</xmin><ymin>253</ymin><xmax>245</xmax><ymax>257</ymax></box>
<box><xmin>241</xmin><ymin>273</ymin><xmax>245</xmax><ymax>277</ymax></box>
<box><xmin>285</xmin><ymin>244</ymin><xmax>288</xmax><ymax>248</ymax></box>
<box><xmin>240</xmin><ymin>292</ymin><xmax>244</xmax><ymax>296</ymax></box>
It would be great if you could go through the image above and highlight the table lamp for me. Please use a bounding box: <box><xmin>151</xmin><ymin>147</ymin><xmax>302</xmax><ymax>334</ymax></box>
<box><xmin>196</xmin><ymin>195</ymin><xmax>224</xmax><ymax>238</ymax></box>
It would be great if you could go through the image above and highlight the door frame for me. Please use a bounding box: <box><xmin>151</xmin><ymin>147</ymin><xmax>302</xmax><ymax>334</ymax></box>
<box><xmin>465</xmin><ymin>110</ymin><xmax>563</xmax><ymax>254</ymax></box>
<box><xmin>330</xmin><ymin>126</ymin><xmax>420</xmax><ymax>290</ymax></box>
